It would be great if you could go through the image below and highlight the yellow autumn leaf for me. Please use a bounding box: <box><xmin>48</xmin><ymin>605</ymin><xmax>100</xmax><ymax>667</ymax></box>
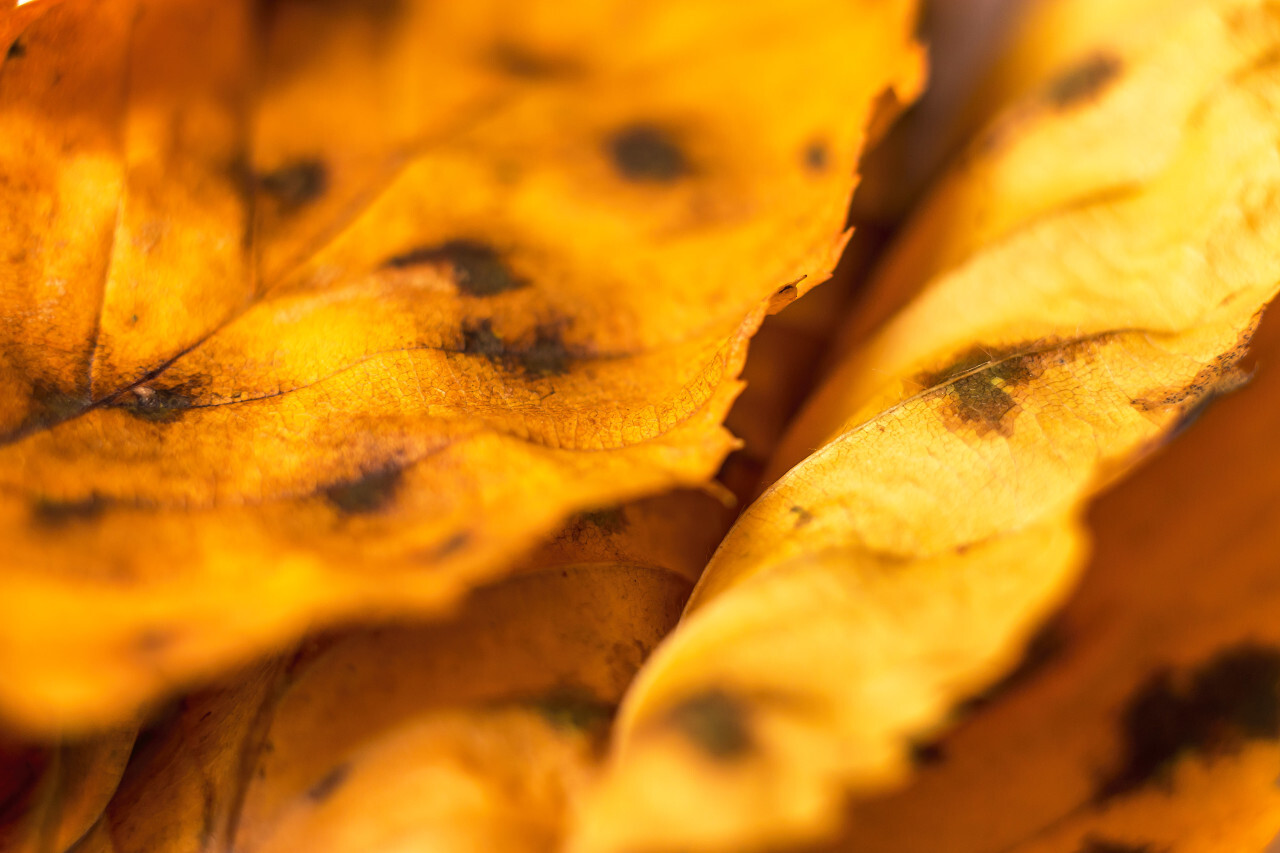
<box><xmin>0</xmin><ymin>0</ymin><xmax>922</xmax><ymax>733</ymax></box>
<box><xmin>73</xmin><ymin>497</ymin><xmax>704</xmax><ymax>853</ymax></box>
<box><xmin>572</xmin><ymin>1</ymin><xmax>1280</xmax><ymax>850</ymax></box>
<box><xmin>840</xmin><ymin>293</ymin><xmax>1280</xmax><ymax>853</ymax></box>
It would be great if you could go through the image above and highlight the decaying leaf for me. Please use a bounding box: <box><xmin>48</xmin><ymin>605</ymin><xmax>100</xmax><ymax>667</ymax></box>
<box><xmin>572</xmin><ymin>1</ymin><xmax>1280</xmax><ymax>850</ymax></box>
<box><xmin>70</xmin><ymin>537</ymin><xmax>692</xmax><ymax>853</ymax></box>
<box><xmin>836</xmin><ymin>276</ymin><xmax>1280</xmax><ymax>853</ymax></box>
<box><xmin>0</xmin><ymin>0</ymin><xmax>922</xmax><ymax>732</ymax></box>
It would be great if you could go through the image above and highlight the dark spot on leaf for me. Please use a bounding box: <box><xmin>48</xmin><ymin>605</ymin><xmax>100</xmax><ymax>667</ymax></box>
<box><xmin>461</xmin><ymin>319</ymin><xmax>571</xmax><ymax>377</ymax></box>
<box><xmin>530</xmin><ymin>688</ymin><xmax>616</xmax><ymax>733</ymax></box>
<box><xmin>909</xmin><ymin>740</ymin><xmax>946</xmax><ymax>767</ymax></box>
<box><xmin>1074</xmin><ymin>836</ymin><xmax>1160</xmax><ymax>853</ymax></box>
<box><xmin>112</xmin><ymin>384</ymin><xmax>196</xmax><ymax>423</ymax></box>
<box><xmin>664</xmin><ymin>688</ymin><xmax>753</xmax><ymax>760</ymax></box>
<box><xmin>22</xmin><ymin>383</ymin><xmax>88</xmax><ymax>434</ymax></box>
<box><xmin>134</xmin><ymin>628</ymin><xmax>176</xmax><ymax>656</ymax></box>
<box><xmin>921</xmin><ymin>346</ymin><xmax>1041</xmax><ymax>436</ymax></box>
<box><xmin>609</xmin><ymin>124</ymin><xmax>689</xmax><ymax>183</ymax></box>
<box><xmin>1046</xmin><ymin>54</ymin><xmax>1122</xmax><ymax>109</ymax></box>
<box><xmin>790</xmin><ymin>505</ymin><xmax>814</xmax><ymax>528</ymax></box>
<box><xmin>1096</xmin><ymin>643</ymin><xmax>1280</xmax><ymax>801</ymax></box>
<box><xmin>6</xmin><ymin>38</ymin><xmax>25</xmax><ymax>60</ymax></box>
<box><xmin>385</xmin><ymin>240</ymin><xmax>528</xmax><ymax>296</ymax></box>
<box><xmin>307</xmin><ymin>763</ymin><xmax>351</xmax><ymax>802</ymax></box>
<box><xmin>804</xmin><ymin>141</ymin><xmax>829</xmax><ymax>172</ymax></box>
<box><xmin>581</xmin><ymin>507</ymin><xmax>628</xmax><ymax>534</ymax></box>
<box><xmin>461</xmin><ymin>319</ymin><xmax>507</xmax><ymax>360</ymax></box>
<box><xmin>427</xmin><ymin>531</ymin><xmax>470</xmax><ymax>561</ymax></box>
<box><xmin>257</xmin><ymin>160</ymin><xmax>328</xmax><ymax>210</ymax></box>
<box><xmin>31</xmin><ymin>494</ymin><xmax>108</xmax><ymax>527</ymax></box>
<box><xmin>325</xmin><ymin>467</ymin><xmax>403</xmax><ymax>515</ymax></box>
<box><xmin>491</xmin><ymin>43</ymin><xmax>577</xmax><ymax>79</ymax></box>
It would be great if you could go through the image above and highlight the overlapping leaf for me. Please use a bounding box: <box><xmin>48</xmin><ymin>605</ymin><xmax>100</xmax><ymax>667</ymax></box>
<box><xmin>572</xmin><ymin>1</ymin><xmax>1280</xmax><ymax>850</ymax></box>
<box><xmin>69</xmin><ymin>490</ymin><xmax>717</xmax><ymax>853</ymax></box>
<box><xmin>838</xmin><ymin>284</ymin><xmax>1280</xmax><ymax>853</ymax></box>
<box><xmin>0</xmin><ymin>0</ymin><xmax>922</xmax><ymax>732</ymax></box>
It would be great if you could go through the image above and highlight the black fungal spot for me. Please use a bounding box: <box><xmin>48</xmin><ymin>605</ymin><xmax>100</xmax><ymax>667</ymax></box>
<box><xmin>324</xmin><ymin>467</ymin><xmax>403</xmax><ymax>515</ymax></box>
<box><xmin>385</xmin><ymin>240</ymin><xmax>528</xmax><ymax>297</ymax></box>
<box><xmin>113</xmin><ymin>384</ymin><xmax>196</xmax><ymax>423</ymax></box>
<box><xmin>531</xmin><ymin>688</ymin><xmax>616</xmax><ymax>733</ymax></box>
<box><xmin>664</xmin><ymin>688</ymin><xmax>753</xmax><ymax>760</ymax></box>
<box><xmin>257</xmin><ymin>160</ymin><xmax>328</xmax><ymax>209</ymax></box>
<box><xmin>23</xmin><ymin>383</ymin><xmax>88</xmax><ymax>433</ymax></box>
<box><xmin>804</xmin><ymin>140</ymin><xmax>829</xmax><ymax>172</ymax></box>
<box><xmin>608</xmin><ymin>124</ymin><xmax>689</xmax><ymax>183</ymax></box>
<box><xmin>1096</xmin><ymin>643</ymin><xmax>1280</xmax><ymax>802</ymax></box>
<box><xmin>32</xmin><ymin>494</ymin><xmax>107</xmax><ymax>527</ymax></box>
<box><xmin>461</xmin><ymin>319</ymin><xmax>571</xmax><ymax>377</ymax></box>
<box><xmin>581</xmin><ymin>507</ymin><xmax>628</xmax><ymax>535</ymax></box>
<box><xmin>461</xmin><ymin>319</ymin><xmax>508</xmax><ymax>360</ymax></box>
<box><xmin>1074</xmin><ymin>836</ymin><xmax>1159</xmax><ymax>853</ymax></box>
<box><xmin>306</xmin><ymin>763</ymin><xmax>351</xmax><ymax>802</ymax></box>
<box><xmin>909</xmin><ymin>740</ymin><xmax>947</xmax><ymax>767</ymax></box>
<box><xmin>921</xmin><ymin>346</ymin><xmax>1042</xmax><ymax>436</ymax></box>
<box><xmin>1046</xmin><ymin>54</ymin><xmax>1122</xmax><ymax>109</ymax></box>
<box><xmin>789</xmin><ymin>505</ymin><xmax>814</xmax><ymax>528</ymax></box>
<box><xmin>6</xmin><ymin>38</ymin><xmax>26</xmax><ymax>60</ymax></box>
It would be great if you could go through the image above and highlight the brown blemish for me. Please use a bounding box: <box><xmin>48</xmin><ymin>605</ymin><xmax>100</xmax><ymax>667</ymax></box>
<box><xmin>306</xmin><ymin>763</ymin><xmax>351</xmax><ymax>802</ymax></box>
<box><xmin>530</xmin><ymin>688</ymin><xmax>616</xmax><ymax>734</ymax></box>
<box><xmin>257</xmin><ymin>160</ymin><xmax>328</xmax><ymax>210</ymax></box>
<box><xmin>324</xmin><ymin>467</ymin><xmax>403</xmax><ymax>514</ymax></box>
<box><xmin>1096</xmin><ymin>644</ymin><xmax>1280</xmax><ymax>802</ymax></box>
<box><xmin>6</xmin><ymin>38</ymin><xmax>25</xmax><ymax>60</ymax></box>
<box><xmin>663</xmin><ymin>688</ymin><xmax>753</xmax><ymax>760</ymax></box>
<box><xmin>581</xmin><ymin>507</ymin><xmax>628</xmax><ymax>534</ymax></box>
<box><xmin>112</xmin><ymin>382</ymin><xmax>198</xmax><ymax>423</ymax></box>
<box><xmin>461</xmin><ymin>319</ymin><xmax>571</xmax><ymax>377</ymax></box>
<box><xmin>24</xmin><ymin>382</ymin><xmax>89</xmax><ymax>432</ymax></box>
<box><xmin>491</xmin><ymin>42</ymin><xmax>578</xmax><ymax>79</ymax></box>
<box><xmin>427</xmin><ymin>531</ymin><xmax>470</xmax><ymax>561</ymax></box>
<box><xmin>134</xmin><ymin>628</ymin><xmax>177</xmax><ymax>656</ymax></box>
<box><xmin>909</xmin><ymin>740</ymin><xmax>946</xmax><ymax>767</ymax></box>
<box><xmin>803</xmin><ymin>140</ymin><xmax>829</xmax><ymax>172</ymax></box>
<box><xmin>608</xmin><ymin>124</ymin><xmax>689</xmax><ymax>183</ymax></box>
<box><xmin>385</xmin><ymin>240</ymin><xmax>528</xmax><ymax>297</ymax></box>
<box><xmin>31</xmin><ymin>494</ymin><xmax>108</xmax><ymax>527</ymax></box>
<box><xmin>1045</xmin><ymin>53</ymin><xmax>1122</xmax><ymax>109</ymax></box>
<box><xmin>789</xmin><ymin>505</ymin><xmax>814</xmax><ymax>528</ymax></box>
<box><xmin>1132</xmin><ymin>327</ymin><xmax>1256</xmax><ymax>414</ymax></box>
<box><xmin>920</xmin><ymin>345</ymin><xmax>1045</xmax><ymax>437</ymax></box>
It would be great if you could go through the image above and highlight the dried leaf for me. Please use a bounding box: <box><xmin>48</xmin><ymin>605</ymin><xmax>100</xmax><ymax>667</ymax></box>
<box><xmin>80</xmin><ymin>549</ymin><xmax>693</xmax><ymax>853</ymax></box>
<box><xmin>573</xmin><ymin>2</ymin><xmax>1280</xmax><ymax>850</ymax></box>
<box><xmin>0</xmin><ymin>0</ymin><xmax>922</xmax><ymax>732</ymax></box>
<box><xmin>838</xmin><ymin>264</ymin><xmax>1280</xmax><ymax>853</ymax></box>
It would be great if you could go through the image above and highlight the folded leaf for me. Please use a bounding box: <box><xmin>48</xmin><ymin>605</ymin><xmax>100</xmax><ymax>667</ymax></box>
<box><xmin>0</xmin><ymin>0</ymin><xmax>922</xmax><ymax>732</ymax></box>
<box><xmin>572</xmin><ymin>1</ymin><xmax>1280</xmax><ymax>849</ymax></box>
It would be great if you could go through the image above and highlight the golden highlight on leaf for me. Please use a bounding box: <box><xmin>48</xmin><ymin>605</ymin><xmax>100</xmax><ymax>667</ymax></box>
<box><xmin>0</xmin><ymin>0</ymin><xmax>922</xmax><ymax>732</ymax></box>
<box><xmin>573</xmin><ymin>1</ymin><xmax>1280</xmax><ymax>849</ymax></box>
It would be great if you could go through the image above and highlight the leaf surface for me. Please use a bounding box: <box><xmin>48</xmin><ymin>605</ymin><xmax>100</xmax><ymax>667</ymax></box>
<box><xmin>0</xmin><ymin>0</ymin><xmax>921</xmax><ymax>732</ymax></box>
<box><xmin>572</xmin><ymin>2</ymin><xmax>1280</xmax><ymax>850</ymax></box>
